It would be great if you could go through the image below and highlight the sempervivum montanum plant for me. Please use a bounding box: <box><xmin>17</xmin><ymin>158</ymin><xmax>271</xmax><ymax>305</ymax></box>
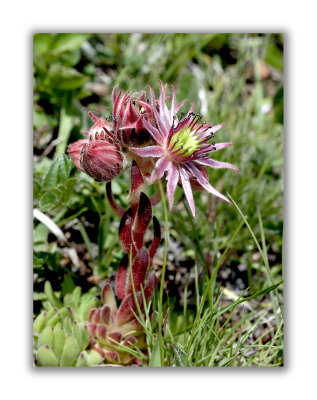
<box><xmin>87</xmin><ymin>163</ymin><xmax>160</xmax><ymax>365</ymax></box>
<box><xmin>130</xmin><ymin>81</ymin><xmax>239</xmax><ymax>219</ymax></box>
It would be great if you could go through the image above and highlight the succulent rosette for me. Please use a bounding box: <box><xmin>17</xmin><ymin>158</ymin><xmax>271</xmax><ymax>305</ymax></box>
<box><xmin>130</xmin><ymin>81</ymin><xmax>239</xmax><ymax>219</ymax></box>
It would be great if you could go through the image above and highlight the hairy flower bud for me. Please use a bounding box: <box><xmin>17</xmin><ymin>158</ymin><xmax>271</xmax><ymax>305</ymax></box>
<box><xmin>80</xmin><ymin>140</ymin><xmax>124</xmax><ymax>182</ymax></box>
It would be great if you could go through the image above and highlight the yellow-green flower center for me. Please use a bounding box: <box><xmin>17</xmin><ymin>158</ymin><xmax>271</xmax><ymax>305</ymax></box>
<box><xmin>169</xmin><ymin>127</ymin><xmax>200</xmax><ymax>157</ymax></box>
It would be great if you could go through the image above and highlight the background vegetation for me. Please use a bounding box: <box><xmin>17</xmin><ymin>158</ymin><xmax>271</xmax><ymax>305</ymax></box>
<box><xmin>33</xmin><ymin>33</ymin><xmax>283</xmax><ymax>366</ymax></box>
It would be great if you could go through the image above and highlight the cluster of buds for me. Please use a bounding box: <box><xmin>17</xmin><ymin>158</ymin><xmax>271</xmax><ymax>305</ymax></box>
<box><xmin>86</xmin><ymin>162</ymin><xmax>160</xmax><ymax>365</ymax></box>
<box><xmin>67</xmin><ymin>86</ymin><xmax>154</xmax><ymax>182</ymax></box>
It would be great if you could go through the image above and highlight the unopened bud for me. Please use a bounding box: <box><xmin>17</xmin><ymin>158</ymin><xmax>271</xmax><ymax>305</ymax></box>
<box><xmin>80</xmin><ymin>140</ymin><xmax>124</xmax><ymax>182</ymax></box>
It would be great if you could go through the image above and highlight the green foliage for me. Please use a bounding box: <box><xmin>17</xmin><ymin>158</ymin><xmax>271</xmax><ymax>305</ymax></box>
<box><xmin>41</xmin><ymin>281</ymin><xmax>100</xmax><ymax>322</ymax></box>
<box><xmin>34</xmin><ymin>154</ymin><xmax>77</xmax><ymax>214</ymax></box>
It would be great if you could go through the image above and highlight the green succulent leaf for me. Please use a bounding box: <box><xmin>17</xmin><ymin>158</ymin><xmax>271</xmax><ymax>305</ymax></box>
<box><xmin>36</xmin><ymin>345</ymin><xmax>59</xmax><ymax>367</ymax></box>
<box><xmin>79</xmin><ymin>324</ymin><xmax>91</xmax><ymax>353</ymax></box>
<box><xmin>86</xmin><ymin>350</ymin><xmax>103</xmax><ymax>366</ymax></box>
<box><xmin>38</xmin><ymin>326</ymin><xmax>55</xmax><ymax>349</ymax></box>
<box><xmin>72</xmin><ymin>321</ymin><xmax>82</xmax><ymax>352</ymax></box>
<box><xmin>78</xmin><ymin>296</ymin><xmax>100</xmax><ymax>322</ymax></box>
<box><xmin>58</xmin><ymin>307</ymin><xmax>74</xmax><ymax>322</ymax></box>
<box><xmin>63</xmin><ymin>316</ymin><xmax>74</xmax><ymax>335</ymax></box>
<box><xmin>33</xmin><ymin>311</ymin><xmax>47</xmax><ymax>335</ymax></box>
<box><xmin>52</xmin><ymin>323</ymin><xmax>66</xmax><ymax>362</ymax></box>
<box><xmin>76</xmin><ymin>351</ymin><xmax>89</xmax><ymax>367</ymax></box>
<box><xmin>60</xmin><ymin>334</ymin><xmax>79</xmax><ymax>367</ymax></box>
<box><xmin>44</xmin><ymin>281</ymin><xmax>63</xmax><ymax>309</ymax></box>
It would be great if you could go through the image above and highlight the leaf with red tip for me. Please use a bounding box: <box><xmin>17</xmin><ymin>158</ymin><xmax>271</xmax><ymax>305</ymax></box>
<box><xmin>118</xmin><ymin>318</ymin><xmax>143</xmax><ymax>336</ymax></box>
<box><xmin>87</xmin><ymin>308</ymin><xmax>97</xmax><ymax>323</ymax></box>
<box><xmin>115</xmin><ymin>254</ymin><xmax>129</xmax><ymax>300</ymax></box>
<box><xmin>104</xmin><ymin>351</ymin><xmax>120</xmax><ymax>364</ymax></box>
<box><xmin>93</xmin><ymin>347</ymin><xmax>106</xmax><ymax>358</ymax></box>
<box><xmin>123</xmin><ymin>336</ymin><xmax>137</xmax><ymax>347</ymax></box>
<box><xmin>133</xmin><ymin>192</ymin><xmax>152</xmax><ymax>249</ymax></box>
<box><xmin>93</xmin><ymin>309</ymin><xmax>101</xmax><ymax>324</ymax></box>
<box><xmin>96</xmin><ymin>325</ymin><xmax>107</xmax><ymax>342</ymax></box>
<box><xmin>106</xmin><ymin>182</ymin><xmax>125</xmax><ymax>217</ymax></box>
<box><xmin>129</xmin><ymin>161</ymin><xmax>145</xmax><ymax>208</ymax></box>
<box><xmin>107</xmin><ymin>332</ymin><xmax>122</xmax><ymax>346</ymax></box>
<box><xmin>88</xmin><ymin>323</ymin><xmax>97</xmax><ymax>337</ymax></box>
<box><xmin>100</xmin><ymin>305</ymin><xmax>111</xmax><ymax>324</ymax></box>
<box><xmin>149</xmin><ymin>216</ymin><xmax>161</xmax><ymax>260</ymax></box>
<box><xmin>133</xmin><ymin>192</ymin><xmax>152</xmax><ymax>233</ymax></box>
<box><xmin>101</xmin><ymin>283</ymin><xmax>117</xmax><ymax>313</ymax></box>
<box><xmin>116</xmin><ymin>272</ymin><xmax>156</xmax><ymax>325</ymax></box>
<box><xmin>89</xmin><ymin>338</ymin><xmax>97</xmax><ymax>348</ymax></box>
<box><xmin>118</xmin><ymin>208</ymin><xmax>137</xmax><ymax>256</ymax></box>
<box><xmin>126</xmin><ymin>247</ymin><xmax>149</xmax><ymax>296</ymax></box>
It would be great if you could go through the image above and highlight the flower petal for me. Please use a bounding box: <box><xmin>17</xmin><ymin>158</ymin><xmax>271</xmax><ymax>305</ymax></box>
<box><xmin>175</xmin><ymin>98</ymin><xmax>187</xmax><ymax>115</ymax></box>
<box><xmin>166</xmin><ymin>163</ymin><xmax>179</xmax><ymax>211</ymax></box>
<box><xmin>210</xmin><ymin>123</ymin><xmax>225</xmax><ymax>134</ymax></box>
<box><xmin>130</xmin><ymin>145</ymin><xmax>164</xmax><ymax>158</ymax></box>
<box><xmin>185</xmin><ymin>162</ymin><xmax>231</xmax><ymax>204</ymax></box>
<box><xmin>170</xmin><ymin>85</ymin><xmax>176</xmax><ymax>120</ymax></box>
<box><xmin>179</xmin><ymin>167</ymin><xmax>196</xmax><ymax>219</ymax></box>
<box><xmin>196</xmin><ymin>158</ymin><xmax>239</xmax><ymax>172</ymax></box>
<box><xmin>149</xmin><ymin>156</ymin><xmax>171</xmax><ymax>184</ymax></box>
<box><xmin>159</xmin><ymin>80</ymin><xmax>171</xmax><ymax>128</ymax></box>
<box><xmin>67</xmin><ymin>139</ymin><xmax>88</xmax><ymax>172</ymax></box>
<box><xmin>143</xmin><ymin>119</ymin><xmax>165</xmax><ymax>145</ymax></box>
<box><xmin>211</xmin><ymin>142</ymin><xmax>234</xmax><ymax>152</ymax></box>
<box><xmin>198</xmin><ymin>142</ymin><xmax>234</xmax><ymax>154</ymax></box>
<box><xmin>148</xmin><ymin>85</ymin><xmax>169</xmax><ymax>138</ymax></box>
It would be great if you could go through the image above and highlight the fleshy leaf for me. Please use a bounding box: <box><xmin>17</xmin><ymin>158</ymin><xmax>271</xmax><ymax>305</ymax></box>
<box><xmin>60</xmin><ymin>334</ymin><xmax>79</xmax><ymax>367</ymax></box>
<box><xmin>115</xmin><ymin>254</ymin><xmax>129</xmax><ymax>300</ymax></box>
<box><xmin>126</xmin><ymin>247</ymin><xmax>150</xmax><ymax>296</ymax></box>
<box><xmin>133</xmin><ymin>192</ymin><xmax>152</xmax><ymax>249</ymax></box>
<box><xmin>36</xmin><ymin>345</ymin><xmax>59</xmax><ymax>367</ymax></box>
<box><xmin>148</xmin><ymin>216</ymin><xmax>161</xmax><ymax>261</ymax></box>
<box><xmin>101</xmin><ymin>283</ymin><xmax>117</xmax><ymax>314</ymax></box>
<box><xmin>129</xmin><ymin>161</ymin><xmax>146</xmax><ymax>208</ymax></box>
<box><xmin>106</xmin><ymin>182</ymin><xmax>125</xmax><ymax>217</ymax></box>
<box><xmin>116</xmin><ymin>272</ymin><xmax>156</xmax><ymax>325</ymax></box>
<box><xmin>118</xmin><ymin>208</ymin><xmax>137</xmax><ymax>257</ymax></box>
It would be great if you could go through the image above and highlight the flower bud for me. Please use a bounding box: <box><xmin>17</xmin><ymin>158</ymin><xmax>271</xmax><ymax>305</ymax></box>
<box><xmin>80</xmin><ymin>140</ymin><xmax>124</xmax><ymax>182</ymax></box>
<box><xmin>67</xmin><ymin>139</ymin><xmax>87</xmax><ymax>172</ymax></box>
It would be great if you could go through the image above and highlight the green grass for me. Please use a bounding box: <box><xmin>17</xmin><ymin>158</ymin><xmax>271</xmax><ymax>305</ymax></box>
<box><xmin>33</xmin><ymin>33</ymin><xmax>283</xmax><ymax>367</ymax></box>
